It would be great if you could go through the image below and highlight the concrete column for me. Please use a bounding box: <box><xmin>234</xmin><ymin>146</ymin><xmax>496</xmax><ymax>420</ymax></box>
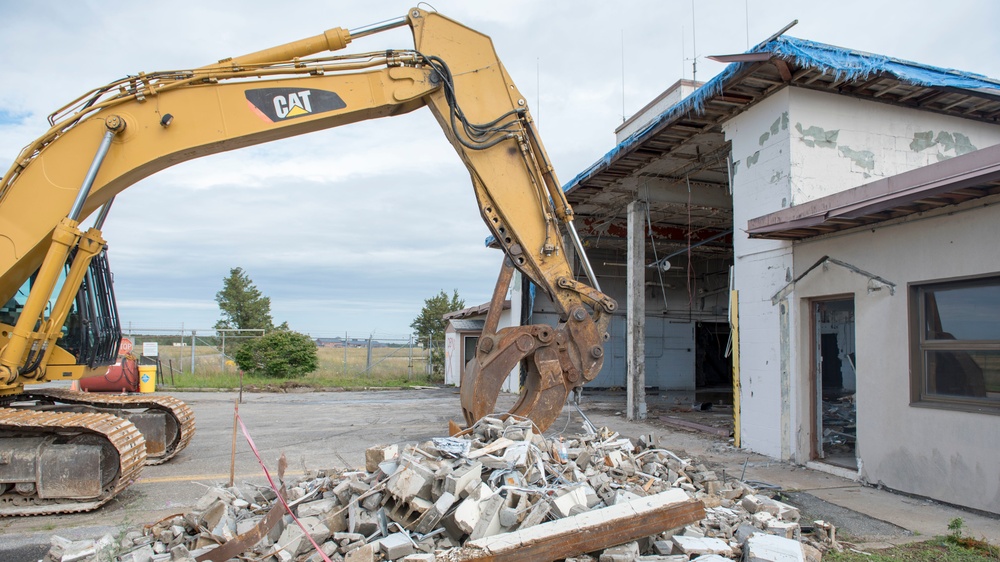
<box><xmin>627</xmin><ymin>200</ymin><xmax>647</xmax><ymax>421</ymax></box>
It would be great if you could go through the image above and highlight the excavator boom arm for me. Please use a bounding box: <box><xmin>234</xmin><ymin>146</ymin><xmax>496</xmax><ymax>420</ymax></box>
<box><xmin>0</xmin><ymin>8</ymin><xmax>615</xmax><ymax>430</ymax></box>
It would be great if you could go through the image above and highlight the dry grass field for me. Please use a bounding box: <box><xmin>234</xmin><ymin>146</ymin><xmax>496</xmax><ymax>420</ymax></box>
<box><xmin>153</xmin><ymin>343</ymin><xmax>438</xmax><ymax>389</ymax></box>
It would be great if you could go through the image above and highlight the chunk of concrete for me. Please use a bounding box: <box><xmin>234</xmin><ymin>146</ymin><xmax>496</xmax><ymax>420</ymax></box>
<box><xmin>366</xmin><ymin>444</ymin><xmax>399</xmax><ymax>473</ymax></box>
<box><xmin>298</xmin><ymin>498</ymin><xmax>338</xmax><ymax>518</ymax></box>
<box><xmin>277</xmin><ymin>516</ymin><xmax>330</xmax><ymax>556</ymax></box>
<box><xmin>551</xmin><ymin>485</ymin><xmax>592</xmax><ymax>518</ymax></box>
<box><xmin>651</xmin><ymin>540</ymin><xmax>674</xmax><ymax>555</ymax></box>
<box><xmin>380</xmin><ymin>532</ymin><xmax>415</xmax><ymax>560</ymax></box>
<box><xmin>744</xmin><ymin>533</ymin><xmax>812</xmax><ymax>562</ymax></box>
<box><xmin>444</xmin><ymin>461</ymin><xmax>483</xmax><ymax>498</ymax></box>
<box><xmin>387</xmin><ymin>465</ymin><xmax>430</xmax><ymax>503</ymax></box>
<box><xmin>670</xmin><ymin>535</ymin><xmax>733</xmax><ymax>557</ymax></box>
<box><xmin>766</xmin><ymin>520</ymin><xmax>799</xmax><ymax>539</ymax></box>
<box><xmin>322</xmin><ymin>506</ymin><xmax>348</xmax><ymax>534</ymax></box>
<box><xmin>414</xmin><ymin>491</ymin><xmax>456</xmax><ymax>534</ymax></box>
<box><xmin>402</xmin><ymin>554</ymin><xmax>436</xmax><ymax>562</ymax></box>
<box><xmin>344</xmin><ymin>543</ymin><xmax>376</xmax><ymax>562</ymax></box>
<box><xmin>119</xmin><ymin>544</ymin><xmax>155</xmax><ymax>562</ymax></box>
<box><xmin>599</xmin><ymin>541</ymin><xmax>639</xmax><ymax>562</ymax></box>
<box><xmin>516</xmin><ymin>499</ymin><xmax>551</xmax><ymax>530</ymax></box>
<box><xmin>468</xmin><ymin>493</ymin><xmax>505</xmax><ymax>540</ymax></box>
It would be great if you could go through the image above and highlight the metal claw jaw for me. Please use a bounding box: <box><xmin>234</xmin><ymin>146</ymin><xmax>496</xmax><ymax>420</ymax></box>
<box><xmin>460</xmin><ymin>307</ymin><xmax>604</xmax><ymax>432</ymax></box>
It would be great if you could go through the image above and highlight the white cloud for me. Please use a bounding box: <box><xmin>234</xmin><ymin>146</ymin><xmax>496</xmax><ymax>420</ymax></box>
<box><xmin>2</xmin><ymin>0</ymin><xmax>998</xmax><ymax>335</ymax></box>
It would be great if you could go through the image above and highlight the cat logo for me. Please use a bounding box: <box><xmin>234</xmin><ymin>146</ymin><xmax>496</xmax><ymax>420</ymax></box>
<box><xmin>245</xmin><ymin>88</ymin><xmax>346</xmax><ymax>123</ymax></box>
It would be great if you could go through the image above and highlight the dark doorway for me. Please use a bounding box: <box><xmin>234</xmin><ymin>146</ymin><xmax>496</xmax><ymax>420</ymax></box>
<box><xmin>696</xmin><ymin>322</ymin><xmax>733</xmax><ymax>405</ymax></box>
<box><xmin>813</xmin><ymin>298</ymin><xmax>856</xmax><ymax>470</ymax></box>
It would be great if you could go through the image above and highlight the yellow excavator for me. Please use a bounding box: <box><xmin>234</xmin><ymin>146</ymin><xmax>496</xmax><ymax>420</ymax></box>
<box><xmin>0</xmin><ymin>8</ymin><xmax>616</xmax><ymax>515</ymax></box>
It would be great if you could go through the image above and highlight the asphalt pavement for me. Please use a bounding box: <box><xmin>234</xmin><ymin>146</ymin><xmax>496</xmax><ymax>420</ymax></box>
<box><xmin>0</xmin><ymin>387</ymin><xmax>996</xmax><ymax>560</ymax></box>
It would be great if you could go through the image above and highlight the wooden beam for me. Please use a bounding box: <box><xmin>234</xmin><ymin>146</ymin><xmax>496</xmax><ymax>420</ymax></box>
<box><xmin>773</xmin><ymin>59</ymin><xmax>792</xmax><ymax>82</ymax></box>
<box><xmin>439</xmin><ymin>490</ymin><xmax>706</xmax><ymax>562</ymax></box>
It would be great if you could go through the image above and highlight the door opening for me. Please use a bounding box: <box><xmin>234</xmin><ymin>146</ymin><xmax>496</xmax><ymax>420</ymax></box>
<box><xmin>813</xmin><ymin>298</ymin><xmax>856</xmax><ymax>470</ymax></box>
<box><xmin>696</xmin><ymin>322</ymin><xmax>733</xmax><ymax>404</ymax></box>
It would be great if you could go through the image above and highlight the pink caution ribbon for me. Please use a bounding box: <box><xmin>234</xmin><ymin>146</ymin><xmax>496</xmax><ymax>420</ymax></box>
<box><xmin>236</xmin><ymin>412</ymin><xmax>333</xmax><ymax>562</ymax></box>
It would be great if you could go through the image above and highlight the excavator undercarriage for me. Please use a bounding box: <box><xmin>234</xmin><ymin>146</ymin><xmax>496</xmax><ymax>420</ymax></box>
<box><xmin>0</xmin><ymin>407</ymin><xmax>146</xmax><ymax>516</ymax></box>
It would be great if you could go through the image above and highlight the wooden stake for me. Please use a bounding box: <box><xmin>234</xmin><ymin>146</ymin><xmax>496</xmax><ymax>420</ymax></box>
<box><xmin>229</xmin><ymin>397</ymin><xmax>239</xmax><ymax>487</ymax></box>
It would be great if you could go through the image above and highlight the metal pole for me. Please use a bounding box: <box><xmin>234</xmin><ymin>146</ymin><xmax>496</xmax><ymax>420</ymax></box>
<box><xmin>408</xmin><ymin>335</ymin><xmax>413</xmax><ymax>379</ymax></box>
<box><xmin>68</xmin><ymin>125</ymin><xmax>120</xmax><ymax>221</ymax></box>
<box><xmin>92</xmin><ymin>197</ymin><xmax>115</xmax><ymax>230</ymax></box>
<box><xmin>567</xmin><ymin>221</ymin><xmax>602</xmax><ymax>292</ymax></box>
<box><xmin>221</xmin><ymin>330</ymin><xmax>226</xmax><ymax>372</ymax></box>
<box><xmin>179</xmin><ymin>328</ymin><xmax>184</xmax><ymax>373</ymax></box>
<box><xmin>191</xmin><ymin>330</ymin><xmax>197</xmax><ymax>375</ymax></box>
<box><xmin>366</xmin><ymin>335</ymin><xmax>373</xmax><ymax>373</ymax></box>
<box><xmin>348</xmin><ymin>15</ymin><xmax>408</xmax><ymax>40</ymax></box>
<box><xmin>344</xmin><ymin>331</ymin><xmax>348</xmax><ymax>374</ymax></box>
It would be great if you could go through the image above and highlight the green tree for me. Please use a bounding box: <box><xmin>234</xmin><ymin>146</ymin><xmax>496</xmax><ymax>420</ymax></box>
<box><xmin>233</xmin><ymin>329</ymin><xmax>318</xmax><ymax>378</ymax></box>
<box><xmin>215</xmin><ymin>267</ymin><xmax>274</xmax><ymax>331</ymax></box>
<box><xmin>411</xmin><ymin>289</ymin><xmax>465</xmax><ymax>374</ymax></box>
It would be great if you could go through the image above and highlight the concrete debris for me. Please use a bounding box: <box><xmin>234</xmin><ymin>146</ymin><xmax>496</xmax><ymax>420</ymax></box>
<box><xmin>43</xmin><ymin>415</ymin><xmax>841</xmax><ymax>562</ymax></box>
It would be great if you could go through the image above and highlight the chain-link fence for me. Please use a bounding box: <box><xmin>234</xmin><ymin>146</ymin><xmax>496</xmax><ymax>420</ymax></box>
<box><xmin>121</xmin><ymin>326</ymin><xmax>441</xmax><ymax>382</ymax></box>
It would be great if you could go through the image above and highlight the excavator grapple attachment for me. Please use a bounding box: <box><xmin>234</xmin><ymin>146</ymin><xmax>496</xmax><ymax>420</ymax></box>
<box><xmin>460</xmin><ymin>306</ymin><xmax>606</xmax><ymax>432</ymax></box>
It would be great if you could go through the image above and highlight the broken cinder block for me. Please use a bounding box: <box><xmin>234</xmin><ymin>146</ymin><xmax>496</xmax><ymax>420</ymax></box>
<box><xmin>366</xmin><ymin>444</ymin><xmax>399</xmax><ymax>473</ymax></box>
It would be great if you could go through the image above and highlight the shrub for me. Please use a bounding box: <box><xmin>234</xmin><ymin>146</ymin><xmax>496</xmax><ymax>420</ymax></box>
<box><xmin>233</xmin><ymin>330</ymin><xmax>318</xmax><ymax>378</ymax></box>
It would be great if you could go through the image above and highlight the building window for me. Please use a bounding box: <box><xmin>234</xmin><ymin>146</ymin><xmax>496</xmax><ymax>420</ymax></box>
<box><xmin>911</xmin><ymin>275</ymin><xmax>1000</xmax><ymax>413</ymax></box>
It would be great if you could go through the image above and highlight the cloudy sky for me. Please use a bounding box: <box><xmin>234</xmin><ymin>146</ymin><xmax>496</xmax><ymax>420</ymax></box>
<box><xmin>1</xmin><ymin>1</ymin><xmax>998</xmax><ymax>339</ymax></box>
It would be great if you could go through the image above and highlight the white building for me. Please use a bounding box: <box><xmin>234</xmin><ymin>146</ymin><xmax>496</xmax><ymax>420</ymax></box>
<box><xmin>557</xmin><ymin>37</ymin><xmax>1000</xmax><ymax>514</ymax></box>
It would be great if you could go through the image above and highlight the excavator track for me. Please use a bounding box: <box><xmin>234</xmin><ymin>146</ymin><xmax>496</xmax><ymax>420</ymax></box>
<box><xmin>23</xmin><ymin>389</ymin><xmax>195</xmax><ymax>465</ymax></box>
<box><xmin>0</xmin><ymin>407</ymin><xmax>146</xmax><ymax>516</ymax></box>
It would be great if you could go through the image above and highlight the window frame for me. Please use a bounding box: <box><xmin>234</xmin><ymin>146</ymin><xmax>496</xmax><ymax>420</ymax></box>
<box><xmin>909</xmin><ymin>273</ymin><xmax>1000</xmax><ymax>415</ymax></box>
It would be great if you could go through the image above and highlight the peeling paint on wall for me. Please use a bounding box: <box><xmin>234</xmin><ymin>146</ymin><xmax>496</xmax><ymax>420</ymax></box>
<box><xmin>747</xmin><ymin>151</ymin><xmax>761</xmax><ymax>167</ymax></box>
<box><xmin>909</xmin><ymin>131</ymin><xmax>936</xmax><ymax>151</ymax></box>
<box><xmin>937</xmin><ymin>131</ymin><xmax>977</xmax><ymax>155</ymax></box>
<box><xmin>795</xmin><ymin>123</ymin><xmax>839</xmax><ymax>148</ymax></box>
<box><xmin>908</xmin><ymin>130</ymin><xmax>979</xmax><ymax>161</ymax></box>
<box><xmin>760</xmin><ymin>113</ymin><xmax>790</xmax><ymax>147</ymax></box>
<box><xmin>838</xmin><ymin>146</ymin><xmax>875</xmax><ymax>171</ymax></box>
<box><xmin>770</xmin><ymin>171</ymin><xmax>784</xmax><ymax>185</ymax></box>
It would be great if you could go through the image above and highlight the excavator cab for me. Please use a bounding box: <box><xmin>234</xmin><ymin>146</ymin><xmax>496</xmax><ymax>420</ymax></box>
<box><xmin>60</xmin><ymin>249</ymin><xmax>121</xmax><ymax>370</ymax></box>
<box><xmin>3</xmin><ymin>249</ymin><xmax>121</xmax><ymax>375</ymax></box>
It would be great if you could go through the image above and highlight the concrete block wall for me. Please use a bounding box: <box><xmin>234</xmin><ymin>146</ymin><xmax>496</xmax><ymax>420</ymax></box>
<box><xmin>723</xmin><ymin>90</ymin><xmax>795</xmax><ymax>458</ymax></box>
<box><xmin>725</xmin><ymin>85</ymin><xmax>1000</xmax><ymax>464</ymax></box>
<box><xmin>787</xmin><ymin>88</ymin><xmax>1000</xmax><ymax>204</ymax></box>
<box><xmin>790</xmin><ymin>199</ymin><xmax>1000</xmax><ymax>514</ymax></box>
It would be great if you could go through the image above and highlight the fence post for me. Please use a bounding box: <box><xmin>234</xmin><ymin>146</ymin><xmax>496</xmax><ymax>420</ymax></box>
<box><xmin>221</xmin><ymin>330</ymin><xmax>227</xmax><ymax>372</ymax></box>
<box><xmin>366</xmin><ymin>335</ymin><xmax>373</xmax><ymax>374</ymax></box>
<box><xmin>179</xmin><ymin>329</ymin><xmax>184</xmax><ymax>373</ymax></box>
<box><xmin>191</xmin><ymin>330</ymin><xmax>197</xmax><ymax>376</ymax></box>
<box><xmin>427</xmin><ymin>337</ymin><xmax>432</xmax><ymax>375</ymax></box>
<box><xmin>408</xmin><ymin>334</ymin><xmax>413</xmax><ymax>379</ymax></box>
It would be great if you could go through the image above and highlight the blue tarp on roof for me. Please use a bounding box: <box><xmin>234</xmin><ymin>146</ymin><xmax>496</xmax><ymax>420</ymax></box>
<box><xmin>562</xmin><ymin>35</ymin><xmax>1000</xmax><ymax>193</ymax></box>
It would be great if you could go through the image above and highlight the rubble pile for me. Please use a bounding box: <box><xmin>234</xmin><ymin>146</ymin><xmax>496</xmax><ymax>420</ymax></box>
<box><xmin>46</xmin><ymin>416</ymin><xmax>839</xmax><ymax>562</ymax></box>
